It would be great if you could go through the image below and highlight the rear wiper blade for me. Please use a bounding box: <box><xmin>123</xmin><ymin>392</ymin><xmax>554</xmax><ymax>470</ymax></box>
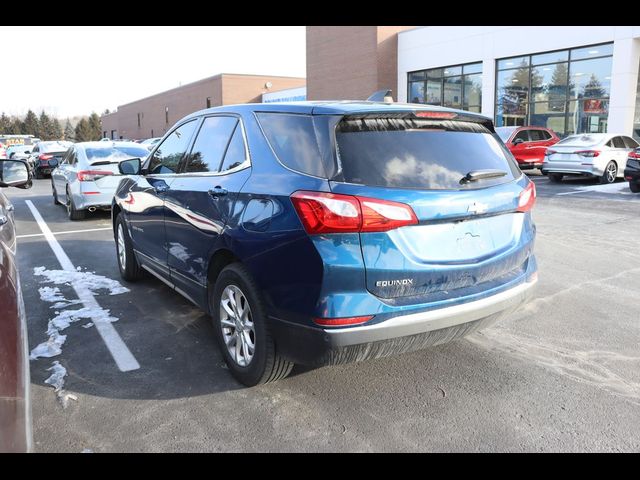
<box><xmin>460</xmin><ymin>169</ymin><xmax>507</xmax><ymax>184</ymax></box>
<box><xmin>90</xmin><ymin>160</ymin><xmax>119</xmax><ymax>166</ymax></box>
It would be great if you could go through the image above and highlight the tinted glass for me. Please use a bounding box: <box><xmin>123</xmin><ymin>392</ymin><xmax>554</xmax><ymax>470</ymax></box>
<box><xmin>147</xmin><ymin>120</ymin><xmax>198</xmax><ymax>174</ymax></box>
<box><xmin>219</xmin><ymin>125</ymin><xmax>248</xmax><ymax>173</ymax></box>
<box><xmin>528</xmin><ymin>130</ymin><xmax>547</xmax><ymax>141</ymax></box>
<box><xmin>623</xmin><ymin>136</ymin><xmax>639</xmax><ymax>149</ymax></box>
<box><xmin>335</xmin><ymin>118</ymin><xmax>517</xmax><ymax>190</ymax></box>
<box><xmin>571</xmin><ymin>43</ymin><xmax>613</xmax><ymax>61</ymax></box>
<box><xmin>612</xmin><ymin>136</ymin><xmax>626</xmax><ymax>149</ymax></box>
<box><xmin>85</xmin><ymin>146</ymin><xmax>149</xmax><ymax>161</ymax></box>
<box><xmin>185</xmin><ymin>116</ymin><xmax>238</xmax><ymax>173</ymax></box>
<box><xmin>256</xmin><ymin>113</ymin><xmax>325</xmax><ymax>177</ymax></box>
<box><xmin>408</xmin><ymin>71</ymin><xmax>425</xmax><ymax>81</ymax></box>
<box><xmin>513</xmin><ymin>130</ymin><xmax>529</xmax><ymax>142</ymax></box>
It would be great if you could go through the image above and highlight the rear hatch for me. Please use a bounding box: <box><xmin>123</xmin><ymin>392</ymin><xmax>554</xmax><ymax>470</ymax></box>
<box><xmin>329</xmin><ymin>113</ymin><xmax>534</xmax><ymax>301</ymax></box>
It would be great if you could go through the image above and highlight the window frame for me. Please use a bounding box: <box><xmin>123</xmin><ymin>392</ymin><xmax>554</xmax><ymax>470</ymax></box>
<box><xmin>144</xmin><ymin>118</ymin><xmax>200</xmax><ymax>177</ymax></box>
<box><xmin>181</xmin><ymin>113</ymin><xmax>251</xmax><ymax>177</ymax></box>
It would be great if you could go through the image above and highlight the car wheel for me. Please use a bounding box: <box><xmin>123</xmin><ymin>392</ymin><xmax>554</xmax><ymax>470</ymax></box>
<box><xmin>115</xmin><ymin>213</ymin><xmax>143</xmax><ymax>281</ymax></box>
<box><xmin>600</xmin><ymin>161</ymin><xmax>617</xmax><ymax>184</ymax></box>
<box><xmin>629</xmin><ymin>181</ymin><xmax>640</xmax><ymax>193</ymax></box>
<box><xmin>66</xmin><ymin>187</ymin><xmax>86</xmax><ymax>220</ymax></box>
<box><xmin>52</xmin><ymin>181</ymin><xmax>61</xmax><ymax>205</ymax></box>
<box><xmin>211</xmin><ymin>263</ymin><xmax>293</xmax><ymax>386</ymax></box>
<box><xmin>548</xmin><ymin>173</ymin><xmax>563</xmax><ymax>183</ymax></box>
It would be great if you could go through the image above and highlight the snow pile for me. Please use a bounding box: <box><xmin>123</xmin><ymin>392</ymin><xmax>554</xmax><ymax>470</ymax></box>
<box><xmin>29</xmin><ymin>331</ymin><xmax>67</xmax><ymax>360</ymax></box>
<box><xmin>39</xmin><ymin>286</ymin><xmax>66</xmax><ymax>303</ymax></box>
<box><xmin>45</xmin><ymin>361</ymin><xmax>77</xmax><ymax>409</ymax></box>
<box><xmin>33</xmin><ymin>266</ymin><xmax>130</xmax><ymax>295</ymax></box>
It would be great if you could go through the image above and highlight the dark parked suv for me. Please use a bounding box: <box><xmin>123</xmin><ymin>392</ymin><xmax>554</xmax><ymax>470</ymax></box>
<box><xmin>113</xmin><ymin>102</ymin><xmax>538</xmax><ymax>386</ymax></box>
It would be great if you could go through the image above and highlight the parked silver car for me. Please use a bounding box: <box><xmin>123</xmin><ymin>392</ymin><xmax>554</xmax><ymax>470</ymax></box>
<box><xmin>542</xmin><ymin>133</ymin><xmax>639</xmax><ymax>184</ymax></box>
<box><xmin>50</xmin><ymin>141</ymin><xmax>149</xmax><ymax>220</ymax></box>
<box><xmin>140</xmin><ymin>137</ymin><xmax>162</xmax><ymax>150</ymax></box>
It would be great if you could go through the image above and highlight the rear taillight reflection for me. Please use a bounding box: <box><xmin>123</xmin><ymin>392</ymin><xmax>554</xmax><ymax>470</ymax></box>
<box><xmin>290</xmin><ymin>191</ymin><xmax>418</xmax><ymax>234</ymax></box>
<box><xmin>313</xmin><ymin>315</ymin><xmax>374</xmax><ymax>327</ymax></box>
<box><xmin>575</xmin><ymin>150</ymin><xmax>600</xmax><ymax>157</ymax></box>
<box><xmin>517</xmin><ymin>182</ymin><xmax>536</xmax><ymax>213</ymax></box>
<box><xmin>77</xmin><ymin>170</ymin><xmax>113</xmax><ymax>182</ymax></box>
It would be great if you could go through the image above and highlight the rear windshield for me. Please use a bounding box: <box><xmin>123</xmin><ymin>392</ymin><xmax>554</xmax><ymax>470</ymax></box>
<box><xmin>85</xmin><ymin>146</ymin><xmax>149</xmax><ymax>162</ymax></box>
<box><xmin>556</xmin><ymin>134</ymin><xmax>602</xmax><ymax>146</ymax></box>
<box><xmin>41</xmin><ymin>141</ymin><xmax>72</xmax><ymax>153</ymax></box>
<box><xmin>334</xmin><ymin>117</ymin><xmax>519</xmax><ymax>190</ymax></box>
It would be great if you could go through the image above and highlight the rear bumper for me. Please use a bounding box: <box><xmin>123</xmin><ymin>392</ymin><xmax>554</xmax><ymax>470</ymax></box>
<box><xmin>270</xmin><ymin>275</ymin><xmax>537</xmax><ymax>366</ymax></box>
<box><xmin>541</xmin><ymin>161</ymin><xmax>603</xmax><ymax>176</ymax></box>
<box><xmin>73</xmin><ymin>190</ymin><xmax>115</xmax><ymax>210</ymax></box>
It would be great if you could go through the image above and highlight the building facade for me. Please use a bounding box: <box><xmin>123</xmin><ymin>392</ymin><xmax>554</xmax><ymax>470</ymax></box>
<box><xmin>397</xmin><ymin>26</ymin><xmax>640</xmax><ymax>139</ymax></box>
<box><xmin>101</xmin><ymin>73</ymin><xmax>305</xmax><ymax>140</ymax></box>
<box><xmin>306</xmin><ymin>26</ymin><xmax>415</xmax><ymax>101</ymax></box>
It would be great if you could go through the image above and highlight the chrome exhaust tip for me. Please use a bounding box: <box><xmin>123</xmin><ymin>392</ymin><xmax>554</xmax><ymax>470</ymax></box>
<box><xmin>88</xmin><ymin>207</ymin><xmax>97</xmax><ymax>212</ymax></box>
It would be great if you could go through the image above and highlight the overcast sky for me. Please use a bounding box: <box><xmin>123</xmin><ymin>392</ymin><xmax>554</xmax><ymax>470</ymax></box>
<box><xmin>1</xmin><ymin>26</ymin><xmax>306</xmax><ymax>118</ymax></box>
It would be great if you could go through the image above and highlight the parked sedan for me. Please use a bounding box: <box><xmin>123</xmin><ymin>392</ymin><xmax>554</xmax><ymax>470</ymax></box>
<box><xmin>542</xmin><ymin>133</ymin><xmax>639</xmax><ymax>184</ymax></box>
<box><xmin>27</xmin><ymin>141</ymin><xmax>73</xmax><ymax>178</ymax></box>
<box><xmin>51</xmin><ymin>141</ymin><xmax>149</xmax><ymax>220</ymax></box>
<box><xmin>0</xmin><ymin>159</ymin><xmax>33</xmax><ymax>452</ymax></box>
<box><xmin>496</xmin><ymin>126</ymin><xmax>560</xmax><ymax>170</ymax></box>
<box><xmin>624</xmin><ymin>147</ymin><xmax>640</xmax><ymax>193</ymax></box>
<box><xmin>112</xmin><ymin>101</ymin><xmax>537</xmax><ymax>386</ymax></box>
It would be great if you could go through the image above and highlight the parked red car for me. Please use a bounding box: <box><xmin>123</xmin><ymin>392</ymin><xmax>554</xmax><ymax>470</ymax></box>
<box><xmin>0</xmin><ymin>159</ymin><xmax>32</xmax><ymax>452</ymax></box>
<box><xmin>496</xmin><ymin>126</ymin><xmax>560</xmax><ymax>170</ymax></box>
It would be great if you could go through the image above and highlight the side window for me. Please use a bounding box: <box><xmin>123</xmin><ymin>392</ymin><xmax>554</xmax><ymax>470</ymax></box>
<box><xmin>528</xmin><ymin>130</ymin><xmax>545</xmax><ymax>142</ymax></box>
<box><xmin>184</xmin><ymin>116</ymin><xmax>238</xmax><ymax>173</ymax></box>
<box><xmin>256</xmin><ymin>113</ymin><xmax>326</xmax><ymax>177</ymax></box>
<box><xmin>32</xmin><ymin>145</ymin><xmax>39</xmax><ymax>153</ymax></box>
<box><xmin>147</xmin><ymin>120</ymin><xmax>198</xmax><ymax>174</ymax></box>
<box><xmin>513</xmin><ymin>130</ymin><xmax>529</xmax><ymax>143</ymax></box>
<box><xmin>61</xmin><ymin>149</ymin><xmax>71</xmax><ymax>165</ymax></box>
<box><xmin>219</xmin><ymin>124</ymin><xmax>248</xmax><ymax>173</ymax></box>
<box><xmin>541</xmin><ymin>130</ymin><xmax>553</xmax><ymax>140</ymax></box>
<box><xmin>612</xmin><ymin>136</ymin><xmax>626</xmax><ymax>149</ymax></box>
<box><xmin>623</xmin><ymin>136</ymin><xmax>639</xmax><ymax>149</ymax></box>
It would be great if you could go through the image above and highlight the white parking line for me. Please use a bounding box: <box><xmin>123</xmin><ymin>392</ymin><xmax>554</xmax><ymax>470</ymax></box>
<box><xmin>16</xmin><ymin>227</ymin><xmax>112</xmax><ymax>239</ymax></box>
<box><xmin>25</xmin><ymin>200</ymin><xmax>140</xmax><ymax>372</ymax></box>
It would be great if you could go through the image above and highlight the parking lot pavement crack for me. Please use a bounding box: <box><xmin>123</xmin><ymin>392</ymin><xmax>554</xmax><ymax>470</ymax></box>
<box><xmin>469</xmin><ymin>329</ymin><xmax>640</xmax><ymax>406</ymax></box>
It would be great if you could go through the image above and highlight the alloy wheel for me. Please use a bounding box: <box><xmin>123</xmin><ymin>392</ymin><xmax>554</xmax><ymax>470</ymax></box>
<box><xmin>117</xmin><ymin>224</ymin><xmax>126</xmax><ymax>270</ymax></box>
<box><xmin>219</xmin><ymin>285</ymin><xmax>255</xmax><ymax>367</ymax></box>
<box><xmin>606</xmin><ymin>162</ymin><xmax>617</xmax><ymax>183</ymax></box>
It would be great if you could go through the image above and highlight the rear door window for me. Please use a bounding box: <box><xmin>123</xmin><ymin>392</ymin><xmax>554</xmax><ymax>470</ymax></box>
<box><xmin>184</xmin><ymin>116</ymin><xmax>238</xmax><ymax>173</ymax></box>
<box><xmin>334</xmin><ymin>116</ymin><xmax>519</xmax><ymax>190</ymax></box>
<box><xmin>513</xmin><ymin>130</ymin><xmax>530</xmax><ymax>143</ymax></box>
<box><xmin>529</xmin><ymin>130</ymin><xmax>547</xmax><ymax>141</ymax></box>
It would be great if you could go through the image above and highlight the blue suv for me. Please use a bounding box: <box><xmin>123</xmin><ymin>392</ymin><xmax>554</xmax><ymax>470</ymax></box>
<box><xmin>112</xmin><ymin>102</ymin><xmax>538</xmax><ymax>386</ymax></box>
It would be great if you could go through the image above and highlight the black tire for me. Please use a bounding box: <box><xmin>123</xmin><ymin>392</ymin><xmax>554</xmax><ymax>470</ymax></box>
<box><xmin>34</xmin><ymin>169</ymin><xmax>42</xmax><ymax>180</ymax></box>
<box><xmin>66</xmin><ymin>188</ymin><xmax>86</xmax><ymax>220</ymax></box>
<box><xmin>599</xmin><ymin>161</ymin><xmax>617</xmax><ymax>184</ymax></box>
<box><xmin>630</xmin><ymin>181</ymin><xmax>640</xmax><ymax>193</ymax></box>
<box><xmin>115</xmin><ymin>213</ymin><xmax>143</xmax><ymax>281</ymax></box>
<box><xmin>52</xmin><ymin>182</ymin><xmax>61</xmax><ymax>205</ymax></box>
<box><xmin>210</xmin><ymin>263</ymin><xmax>293</xmax><ymax>386</ymax></box>
<box><xmin>548</xmin><ymin>173</ymin><xmax>563</xmax><ymax>183</ymax></box>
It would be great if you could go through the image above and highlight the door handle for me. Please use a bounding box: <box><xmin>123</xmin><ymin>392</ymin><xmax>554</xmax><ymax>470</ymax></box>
<box><xmin>208</xmin><ymin>186</ymin><xmax>228</xmax><ymax>198</ymax></box>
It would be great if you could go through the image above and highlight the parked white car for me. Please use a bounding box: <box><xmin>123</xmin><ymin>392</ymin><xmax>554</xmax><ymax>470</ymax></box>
<box><xmin>542</xmin><ymin>133</ymin><xmax>639</xmax><ymax>184</ymax></box>
<box><xmin>50</xmin><ymin>141</ymin><xmax>149</xmax><ymax>220</ymax></box>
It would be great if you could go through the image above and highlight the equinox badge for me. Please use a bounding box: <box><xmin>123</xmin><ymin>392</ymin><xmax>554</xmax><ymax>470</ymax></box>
<box><xmin>376</xmin><ymin>279</ymin><xmax>414</xmax><ymax>287</ymax></box>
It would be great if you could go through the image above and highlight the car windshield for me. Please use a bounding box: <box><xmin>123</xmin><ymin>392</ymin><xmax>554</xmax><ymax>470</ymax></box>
<box><xmin>496</xmin><ymin>127</ymin><xmax>517</xmax><ymax>142</ymax></box>
<box><xmin>40</xmin><ymin>141</ymin><xmax>72</xmax><ymax>153</ymax></box>
<box><xmin>334</xmin><ymin>117</ymin><xmax>519</xmax><ymax>190</ymax></box>
<box><xmin>85</xmin><ymin>146</ymin><xmax>149</xmax><ymax>162</ymax></box>
<box><xmin>556</xmin><ymin>134</ymin><xmax>604</xmax><ymax>146</ymax></box>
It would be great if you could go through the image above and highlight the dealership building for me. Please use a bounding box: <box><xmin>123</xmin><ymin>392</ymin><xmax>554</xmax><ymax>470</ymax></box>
<box><xmin>102</xmin><ymin>26</ymin><xmax>640</xmax><ymax>140</ymax></box>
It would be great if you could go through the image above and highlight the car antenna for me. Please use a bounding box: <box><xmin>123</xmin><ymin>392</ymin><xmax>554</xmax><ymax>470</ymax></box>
<box><xmin>367</xmin><ymin>89</ymin><xmax>394</xmax><ymax>103</ymax></box>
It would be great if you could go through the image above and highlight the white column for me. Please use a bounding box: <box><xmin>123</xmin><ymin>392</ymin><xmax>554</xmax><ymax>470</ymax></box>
<box><xmin>608</xmin><ymin>37</ymin><xmax>640</xmax><ymax>135</ymax></box>
<box><xmin>481</xmin><ymin>58</ymin><xmax>495</xmax><ymax>119</ymax></box>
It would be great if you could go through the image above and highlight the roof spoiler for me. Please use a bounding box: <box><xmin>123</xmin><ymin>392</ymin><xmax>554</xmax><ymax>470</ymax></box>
<box><xmin>366</xmin><ymin>89</ymin><xmax>394</xmax><ymax>103</ymax></box>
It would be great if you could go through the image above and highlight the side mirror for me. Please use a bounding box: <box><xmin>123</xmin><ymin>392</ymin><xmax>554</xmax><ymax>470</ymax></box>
<box><xmin>0</xmin><ymin>160</ymin><xmax>31</xmax><ymax>188</ymax></box>
<box><xmin>119</xmin><ymin>158</ymin><xmax>141</xmax><ymax>175</ymax></box>
<box><xmin>513</xmin><ymin>138</ymin><xmax>525</xmax><ymax>145</ymax></box>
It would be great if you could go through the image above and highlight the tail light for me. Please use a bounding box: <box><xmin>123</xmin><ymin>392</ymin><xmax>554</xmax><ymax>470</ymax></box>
<box><xmin>39</xmin><ymin>154</ymin><xmax>53</xmax><ymax>160</ymax></box>
<box><xmin>517</xmin><ymin>181</ymin><xmax>536</xmax><ymax>213</ymax></box>
<box><xmin>313</xmin><ymin>315</ymin><xmax>374</xmax><ymax>327</ymax></box>
<box><xmin>290</xmin><ymin>191</ymin><xmax>418</xmax><ymax>234</ymax></box>
<box><xmin>575</xmin><ymin>150</ymin><xmax>600</xmax><ymax>157</ymax></box>
<box><xmin>77</xmin><ymin>170</ymin><xmax>113</xmax><ymax>182</ymax></box>
<box><xmin>628</xmin><ymin>150</ymin><xmax>640</xmax><ymax>159</ymax></box>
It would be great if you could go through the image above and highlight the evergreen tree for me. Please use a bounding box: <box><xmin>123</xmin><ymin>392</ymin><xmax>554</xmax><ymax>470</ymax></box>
<box><xmin>38</xmin><ymin>110</ymin><xmax>53</xmax><ymax>140</ymax></box>
<box><xmin>0</xmin><ymin>113</ymin><xmax>11</xmax><ymax>133</ymax></box>
<box><xmin>51</xmin><ymin>118</ymin><xmax>63</xmax><ymax>139</ymax></box>
<box><xmin>23</xmin><ymin>109</ymin><xmax>39</xmax><ymax>136</ymax></box>
<box><xmin>9</xmin><ymin>117</ymin><xmax>24</xmax><ymax>134</ymax></box>
<box><xmin>75</xmin><ymin>118</ymin><xmax>91</xmax><ymax>141</ymax></box>
<box><xmin>582</xmin><ymin>74</ymin><xmax>606</xmax><ymax>99</ymax></box>
<box><xmin>88</xmin><ymin>112</ymin><xmax>102</xmax><ymax>141</ymax></box>
<box><xmin>63</xmin><ymin>119</ymin><xmax>75</xmax><ymax>141</ymax></box>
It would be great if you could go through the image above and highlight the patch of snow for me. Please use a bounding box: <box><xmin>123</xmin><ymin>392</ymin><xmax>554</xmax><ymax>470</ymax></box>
<box><xmin>45</xmin><ymin>361</ymin><xmax>66</xmax><ymax>392</ymax></box>
<box><xmin>82</xmin><ymin>322</ymin><xmax>94</xmax><ymax>329</ymax></box>
<box><xmin>33</xmin><ymin>266</ymin><xmax>130</xmax><ymax>296</ymax></box>
<box><xmin>30</xmin><ymin>331</ymin><xmax>67</xmax><ymax>360</ymax></box>
<box><xmin>39</xmin><ymin>286</ymin><xmax>66</xmax><ymax>303</ymax></box>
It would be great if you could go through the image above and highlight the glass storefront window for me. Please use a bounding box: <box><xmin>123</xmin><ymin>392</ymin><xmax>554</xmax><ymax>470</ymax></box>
<box><xmin>443</xmin><ymin>76</ymin><xmax>462</xmax><ymax>108</ymax></box>
<box><xmin>406</xmin><ymin>63</ymin><xmax>482</xmax><ymax>113</ymax></box>
<box><xmin>495</xmin><ymin>43</ymin><xmax>612</xmax><ymax>136</ymax></box>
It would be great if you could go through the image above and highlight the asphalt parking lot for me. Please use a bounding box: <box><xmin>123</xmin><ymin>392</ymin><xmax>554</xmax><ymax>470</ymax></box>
<box><xmin>7</xmin><ymin>173</ymin><xmax>640</xmax><ymax>452</ymax></box>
